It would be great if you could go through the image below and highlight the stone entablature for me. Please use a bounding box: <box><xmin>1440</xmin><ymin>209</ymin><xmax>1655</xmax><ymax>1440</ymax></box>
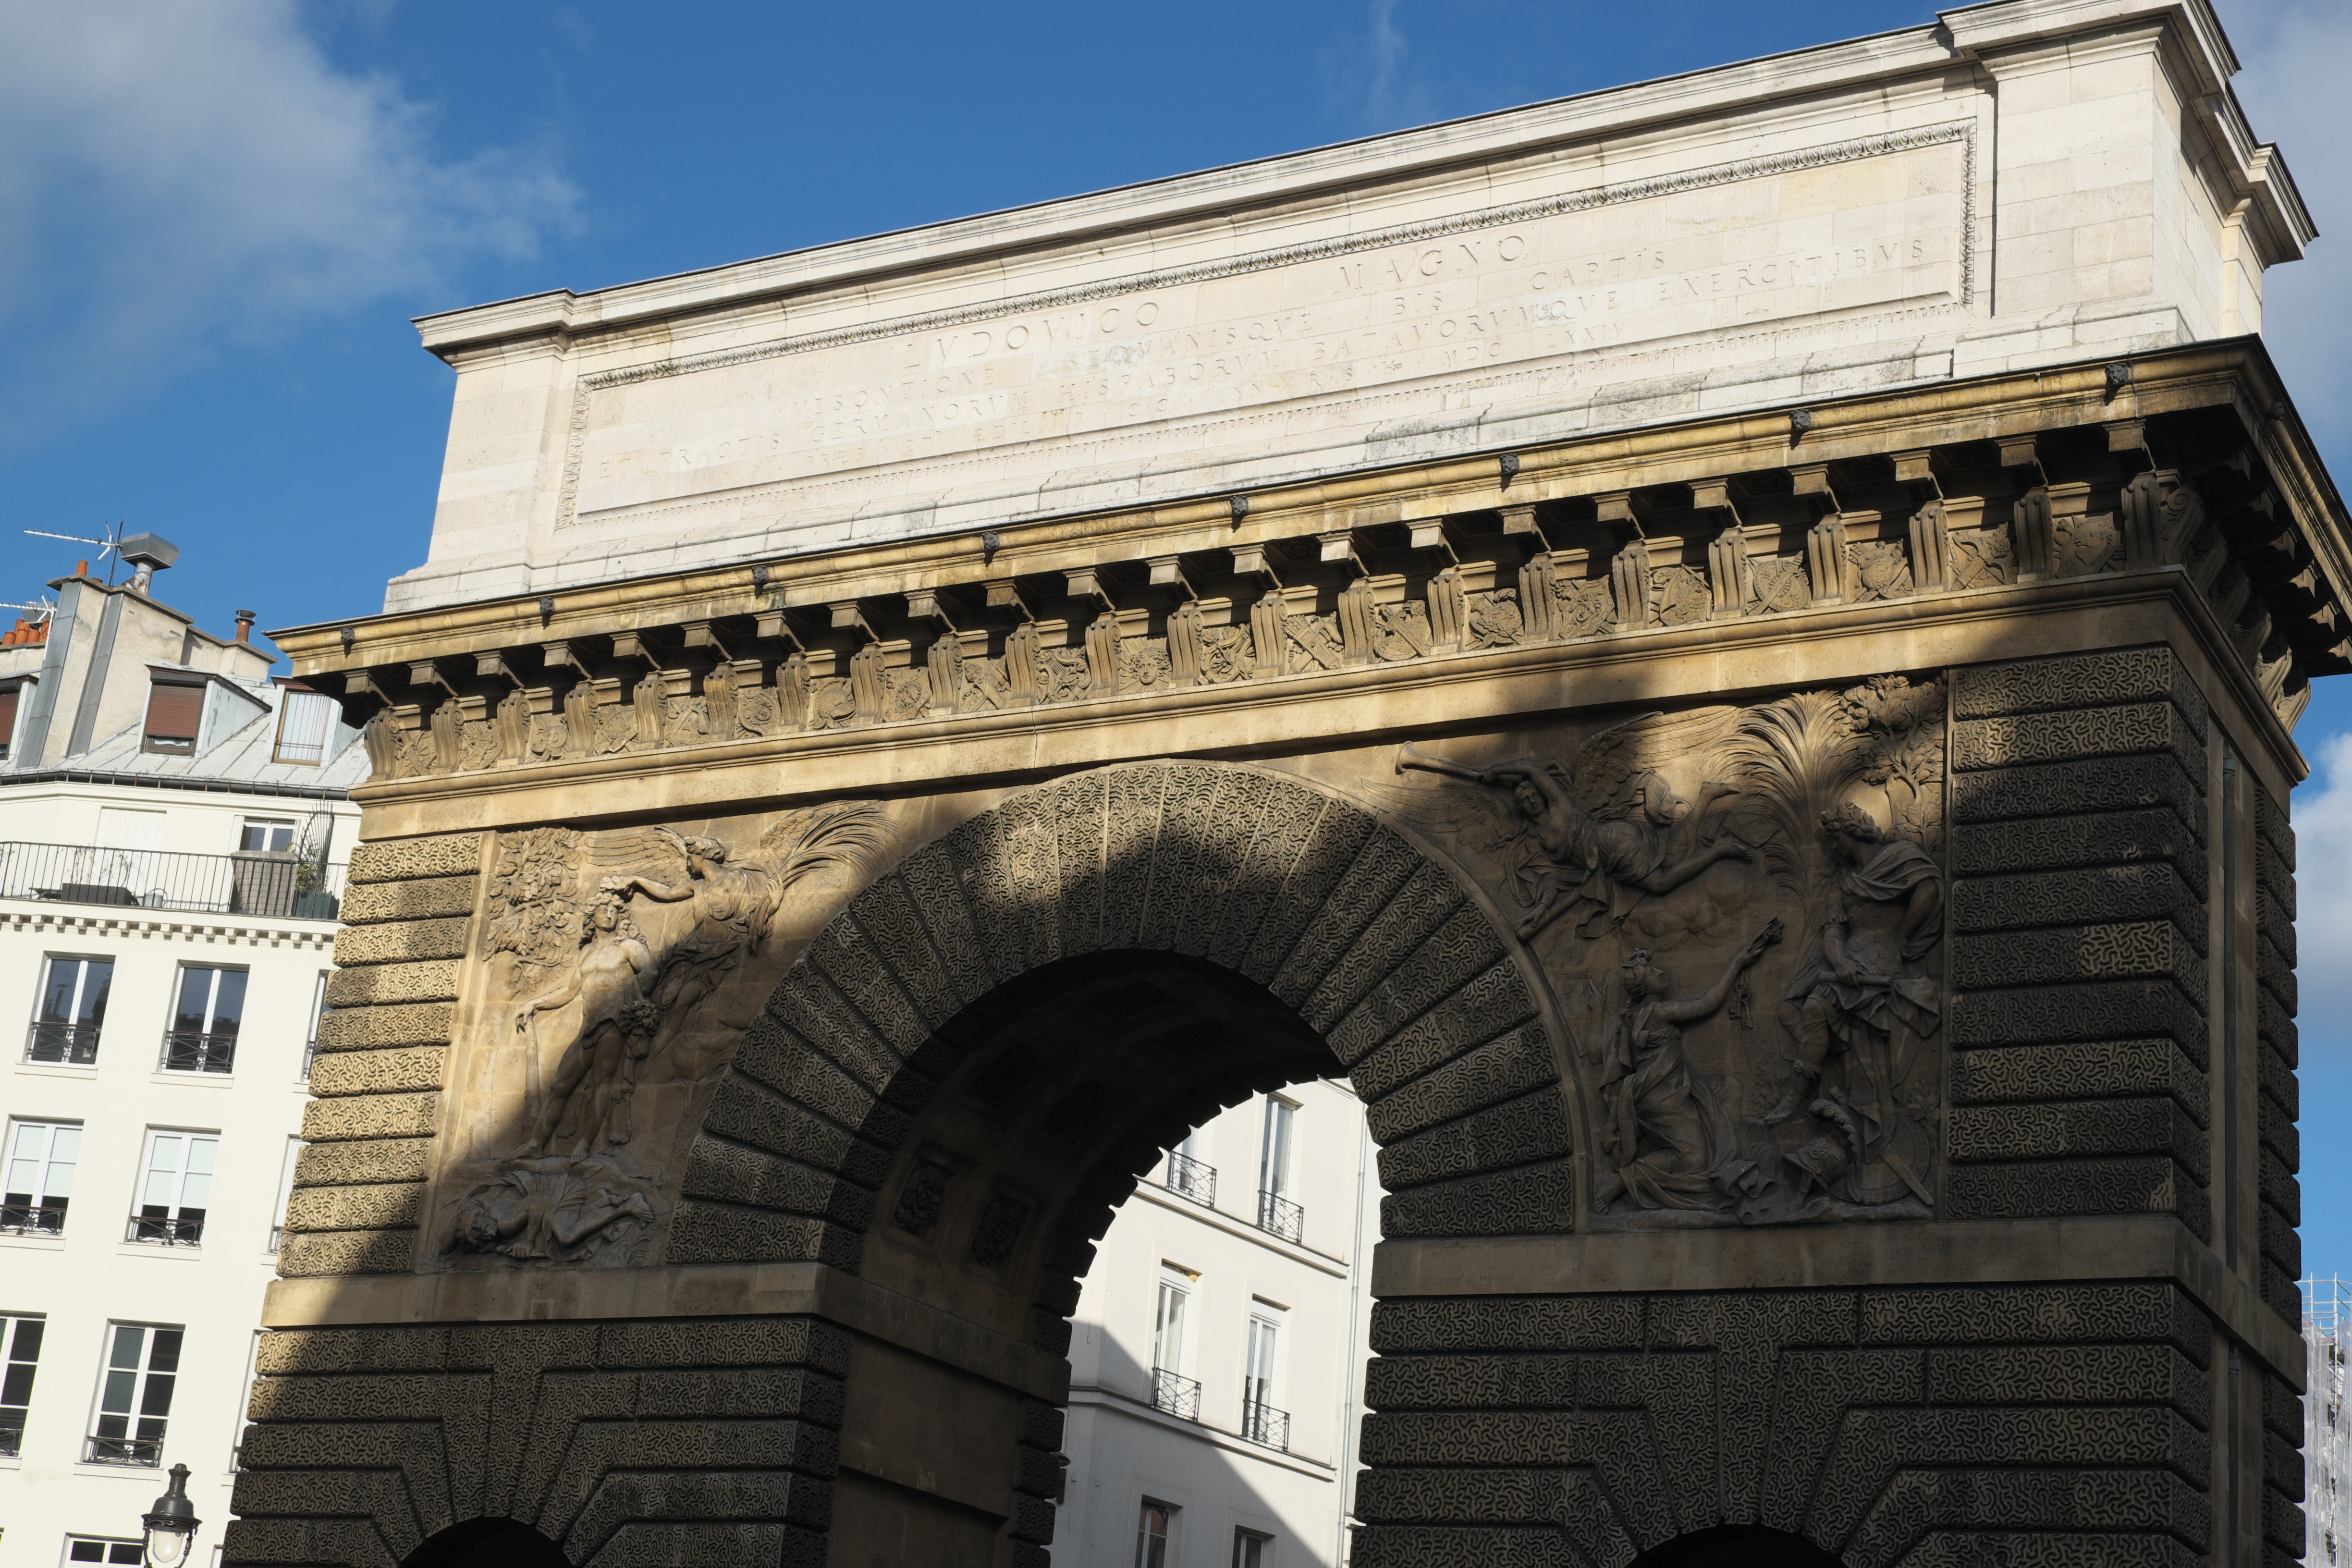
<box><xmin>384</xmin><ymin>0</ymin><xmax>2309</xmax><ymax>613</ymax></box>
<box><xmin>281</xmin><ymin>345</ymin><xmax>2345</xmax><ymax>844</ymax></box>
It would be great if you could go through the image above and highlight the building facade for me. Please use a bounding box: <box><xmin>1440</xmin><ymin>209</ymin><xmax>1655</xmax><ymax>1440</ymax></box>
<box><xmin>1064</xmin><ymin>1084</ymin><xmax>1379</xmax><ymax>1568</ymax></box>
<box><xmin>2307</xmin><ymin>1279</ymin><xmax>2352</xmax><ymax>1568</ymax></box>
<box><xmin>220</xmin><ymin>1</ymin><xmax>2335</xmax><ymax>1565</ymax></box>
<box><xmin>0</xmin><ymin>556</ymin><xmax>366</xmax><ymax>1567</ymax></box>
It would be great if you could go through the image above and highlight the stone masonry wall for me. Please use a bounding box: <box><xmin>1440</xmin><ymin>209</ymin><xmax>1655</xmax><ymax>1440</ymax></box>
<box><xmin>1351</xmin><ymin>1283</ymin><xmax>2219</xmax><ymax>1568</ymax></box>
<box><xmin>1946</xmin><ymin>648</ymin><xmax>2213</xmax><ymax>1237</ymax></box>
<box><xmin>226</xmin><ymin>1316</ymin><xmax>849</xmax><ymax>1568</ymax></box>
<box><xmin>2255</xmin><ymin>781</ymin><xmax>2304</xmax><ymax>1568</ymax></box>
<box><xmin>278</xmin><ymin>834</ymin><xmax>482</xmax><ymax>1277</ymax></box>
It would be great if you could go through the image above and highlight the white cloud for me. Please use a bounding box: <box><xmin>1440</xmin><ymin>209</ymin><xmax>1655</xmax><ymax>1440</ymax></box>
<box><xmin>0</xmin><ymin>0</ymin><xmax>576</xmax><ymax>432</ymax></box>
<box><xmin>2294</xmin><ymin>732</ymin><xmax>2352</xmax><ymax>1049</ymax></box>
<box><xmin>2223</xmin><ymin>0</ymin><xmax>2352</xmax><ymax>456</ymax></box>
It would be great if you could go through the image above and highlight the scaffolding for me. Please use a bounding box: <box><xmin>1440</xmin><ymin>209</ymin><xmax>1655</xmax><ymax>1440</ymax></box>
<box><xmin>2306</xmin><ymin>1278</ymin><xmax>2352</xmax><ymax>1566</ymax></box>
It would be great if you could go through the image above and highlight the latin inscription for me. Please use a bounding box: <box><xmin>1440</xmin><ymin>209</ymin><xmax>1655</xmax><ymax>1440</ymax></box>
<box><xmin>566</xmin><ymin>138</ymin><xmax>1965</xmax><ymax>531</ymax></box>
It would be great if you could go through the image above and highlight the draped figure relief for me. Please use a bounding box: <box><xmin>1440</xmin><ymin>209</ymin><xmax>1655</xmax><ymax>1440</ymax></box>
<box><xmin>1372</xmin><ymin>674</ymin><xmax>1948</xmax><ymax>1227</ymax></box>
<box><xmin>440</xmin><ymin>803</ymin><xmax>893</xmax><ymax>1266</ymax></box>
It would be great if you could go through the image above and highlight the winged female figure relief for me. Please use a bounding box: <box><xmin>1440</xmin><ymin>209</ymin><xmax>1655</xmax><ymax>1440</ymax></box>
<box><xmin>445</xmin><ymin>800</ymin><xmax>893</xmax><ymax>1266</ymax></box>
<box><xmin>1395</xmin><ymin>710</ymin><xmax>1756</xmax><ymax>943</ymax></box>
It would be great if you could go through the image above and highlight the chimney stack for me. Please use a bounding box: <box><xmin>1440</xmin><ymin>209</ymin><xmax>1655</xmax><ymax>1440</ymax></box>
<box><xmin>234</xmin><ymin>610</ymin><xmax>256</xmax><ymax>644</ymax></box>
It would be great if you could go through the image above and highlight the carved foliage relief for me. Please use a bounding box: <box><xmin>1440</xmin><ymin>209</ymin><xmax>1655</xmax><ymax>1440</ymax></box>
<box><xmin>1375</xmin><ymin>675</ymin><xmax>1948</xmax><ymax>1228</ymax></box>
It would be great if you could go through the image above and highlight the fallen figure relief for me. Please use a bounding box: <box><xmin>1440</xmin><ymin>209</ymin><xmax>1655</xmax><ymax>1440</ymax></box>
<box><xmin>442</xmin><ymin>801</ymin><xmax>893</xmax><ymax>1265</ymax></box>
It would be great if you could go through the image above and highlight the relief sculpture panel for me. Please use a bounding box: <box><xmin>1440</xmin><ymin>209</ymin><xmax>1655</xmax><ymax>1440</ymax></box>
<box><xmin>1369</xmin><ymin>674</ymin><xmax>1947</xmax><ymax>1226</ymax></box>
<box><xmin>433</xmin><ymin>805</ymin><xmax>894</xmax><ymax>1267</ymax></box>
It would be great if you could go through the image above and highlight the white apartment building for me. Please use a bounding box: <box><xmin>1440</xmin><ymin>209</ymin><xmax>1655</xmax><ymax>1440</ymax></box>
<box><xmin>1061</xmin><ymin>1080</ymin><xmax>1382</xmax><ymax>1568</ymax></box>
<box><xmin>2308</xmin><ymin>1278</ymin><xmax>2352</xmax><ymax>1568</ymax></box>
<box><xmin>0</xmin><ymin>544</ymin><xmax>364</xmax><ymax>1568</ymax></box>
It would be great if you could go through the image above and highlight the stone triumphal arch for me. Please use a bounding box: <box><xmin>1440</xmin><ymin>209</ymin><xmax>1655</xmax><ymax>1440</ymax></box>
<box><xmin>233</xmin><ymin>1</ymin><xmax>2334</xmax><ymax>1564</ymax></box>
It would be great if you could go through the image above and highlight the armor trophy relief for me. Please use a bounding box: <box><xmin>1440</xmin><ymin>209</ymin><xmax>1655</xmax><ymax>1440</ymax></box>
<box><xmin>1380</xmin><ymin>674</ymin><xmax>1948</xmax><ymax>1225</ymax></box>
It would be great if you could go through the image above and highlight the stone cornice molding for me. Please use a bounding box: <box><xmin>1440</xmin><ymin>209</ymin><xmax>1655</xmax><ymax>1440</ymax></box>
<box><xmin>412</xmin><ymin>0</ymin><xmax>2261</xmax><ymax>363</ymax></box>
<box><xmin>0</xmin><ymin>907</ymin><xmax>337</xmax><ymax>946</ymax></box>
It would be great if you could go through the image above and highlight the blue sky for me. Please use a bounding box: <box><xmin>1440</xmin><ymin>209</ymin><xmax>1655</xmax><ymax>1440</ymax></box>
<box><xmin>2</xmin><ymin>0</ymin><xmax>2348</xmax><ymax>1270</ymax></box>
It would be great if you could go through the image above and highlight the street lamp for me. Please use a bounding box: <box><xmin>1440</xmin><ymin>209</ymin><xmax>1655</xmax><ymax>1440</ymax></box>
<box><xmin>141</xmin><ymin>1463</ymin><xmax>202</xmax><ymax>1567</ymax></box>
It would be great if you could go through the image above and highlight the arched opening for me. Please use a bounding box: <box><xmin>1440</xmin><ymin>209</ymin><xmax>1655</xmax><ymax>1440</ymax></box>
<box><xmin>821</xmin><ymin>951</ymin><xmax>1348</xmax><ymax>1567</ymax></box>
<box><xmin>1628</xmin><ymin>1525</ymin><xmax>1846</xmax><ymax>1568</ymax></box>
<box><xmin>658</xmin><ymin>761</ymin><xmax>1568</xmax><ymax>1568</ymax></box>
<box><xmin>401</xmin><ymin>1517</ymin><xmax>571</xmax><ymax>1568</ymax></box>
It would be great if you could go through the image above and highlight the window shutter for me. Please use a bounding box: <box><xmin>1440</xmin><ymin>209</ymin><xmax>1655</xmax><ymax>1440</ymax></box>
<box><xmin>0</xmin><ymin>683</ymin><xmax>19</xmax><ymax>754</ymax></box>
<box><xmin>145</xmin><ymin>680</ymin><xmax>203</xmax><ymax>748</ymax></box>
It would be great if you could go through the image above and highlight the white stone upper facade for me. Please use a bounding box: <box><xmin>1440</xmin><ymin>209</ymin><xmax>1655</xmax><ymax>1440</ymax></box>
<box><xmin>387</xmin><ymin>0</ymin><xmax>2311</xmax><ymax>615</ymax></box>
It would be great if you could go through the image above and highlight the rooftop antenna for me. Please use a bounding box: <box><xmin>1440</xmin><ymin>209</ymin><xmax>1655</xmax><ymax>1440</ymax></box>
<box><xmin>22</xmin><ymin>520</ymin><xmax>128</xmax><ymax>585</ymax></box>
<box><xmin>0</xmin><ymin>596</ymin><xmax>58</xmax><ymax>624</ymax></box>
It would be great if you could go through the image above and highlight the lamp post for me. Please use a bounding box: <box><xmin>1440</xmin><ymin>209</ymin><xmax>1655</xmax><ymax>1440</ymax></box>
<box><xmin>141</xmin><ymin>1463</ymin><xmax>201</xmax><ymax>1567</ymax></box>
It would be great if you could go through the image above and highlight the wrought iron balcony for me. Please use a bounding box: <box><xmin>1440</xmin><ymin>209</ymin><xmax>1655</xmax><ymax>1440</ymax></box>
<box><xmin>1163</xmin><ymin>1151</ymin><xmax>1216</xmax><ymax>1207</ymax></box>
<box><xmin>24</xmin><ymin>1021</ymin><xmax>100</xmax><ymax>1065</ymax></box>
<box><xmin>1241</xmin><ymin>1398</ymin><xmax>1290</xmax><ymax>1452</ymax></box>
<box><xmin>83</xmin><ymin>1434</ymin><xmax>164</xmax><ymax>1467</ymax></box>
<box><xmin>0</xmin><ymin>841</ymin><xmax>345</xmax><ymax>919</ymax></box>
<box><xmin>126</xmin><ymin>1213</ymin><xmax>204</xmax><ymax>1246</ymax></box>
<box><xmin>1150</xmin><ymin>1368</ymin><xmax>1201</xmax><ymax>1421</ymax></box>
<box><xmin>159</xmin><ymin>1030</ymin><xmax>237</xmax><ymax>1074</ymax></box>
<box><xmin>0</xmin><ymin>1199</ymin><xmax>67</xmax><ymax>1236</ymax></box>
<box><xmin>1255</xmin><ymin>1189</ymin><xmax>1304</xmax><ymax>1244</ymax></box>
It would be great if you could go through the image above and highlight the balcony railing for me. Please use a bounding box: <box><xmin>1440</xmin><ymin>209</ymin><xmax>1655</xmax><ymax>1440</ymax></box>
<box><xmin>126</xmin><ymin>1213</ymin><xmax>204</xmax><ymax>1246</ymax></box>
<box><xmin>1163</xmin><ymin>1151</ymin><xmax>1216</xmax><ymax>1207</ymax></box>
<box><xmin>159</xmin><ymin>1030</ymin><xmax>237</xmax><ymax>1074</ymax></box>
<box><xmin>1241</xmin><ymin>1398</ymin><xmax>1291</xmax><ymax>1452</ymax></box>
<box><xmin>0</xmin><ymin>842</ymin><xmax>345</xmax><ymax>919</ymax></box>
<box><xmin>83</xmin><ymin>1433</ymin><xmax>163</xmax><ymax>1467</ymax></box>
<box><xmin>24</xmin><ymin>1021</ymin><xmax>100</xmax><ymax>1065</ymax></box>
<box><xmin>1151</xmin><ymin>1368</ymin><xmax>1201</xmax><ymax>1421</ymax></box>
<box><xmin>1</xmin><ymin>1199</ymin><xmax>67</xmax><ymax>1236</ymax></box>
<box><xmin>1255</xmin><ymin>1189</ymin><xmax>1304</xmax><ymax>1244</ymax></box>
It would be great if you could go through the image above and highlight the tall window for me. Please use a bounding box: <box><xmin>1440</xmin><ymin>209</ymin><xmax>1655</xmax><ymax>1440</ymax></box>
<box><xmin>303</xmin><ymin>971</ymin><xmax>330</xmax><ymax>1080</ymax></box>
<box><xmin>1134</xmin><ymin>1502</ymin><xmax>1175</xmax><ymax>1568</ymax></box>
<box><xmin>131</xmin><ymin>1130</ymin><xmax>217</xmax><ymax>1246</ymax></box>
<box><xmin>1149</xmin><ymin>1269</ymin><xmax>1200</xmax><ymax>1420</ymax></box>
<box><xmin>163</xmin><ymin>965</ymin><xmax>246</xmax><ymax>1074</ymax></box>
<box><xmin>1233</xmin><ymin>1529</ymin><xmax>1274</xmax><ymax>1568</ymax></box>
<box><xmin>87</xmin><ymin>1323</ymin><xmax>183</xmax><ymax>1465</ymax></box>
<box><xmin>1243</xmin><ymin>1307</ymin><xmax>1287</xmax><ymax>1450</ymax></box>
<box><xmin>1152</xmin><ymin>1276</ymin><xmax>1189</xmax><ymax>1376</ymax></box>
<box><xmin>4</xmin><ymin>1118</ymin><xmax>79</xmax><ymax>1234</ymax></box>
<box><xmin>1255</xmin><ymin>1096</ymin><xmax>1301</xmax><ymax>1242</ymax></box>
<box><xmin>269</xmin><ymin>1137</ymin><xmax>303</xmax><ymax>1253</ymax></box>
<box><xmin>29</xmin><ymin>954</ymin><xmax>111</xmax><ymax>1064</ymax></box>
<box><xmin>237</xmin><ymin>817</ymin><xmax>295</xmax><ymax>853</ymax></box>
<box><xmin>271</xmin><ymin>690</ymin><xmax>334</xmax><ymax>765</ymax></box>
<box><xmin>1259</xmin><ymin>1097</ymin><xmax>1294</xmax><ymax>1198</ymax></box>
<box><xmin>0</xmin><ymin>1312</ymin><xmax>44</xmax><ymax>1456</ymax></box>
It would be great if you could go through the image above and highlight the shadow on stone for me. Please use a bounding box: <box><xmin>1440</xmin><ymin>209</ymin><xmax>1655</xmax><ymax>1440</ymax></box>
<box><xmin>1629</xmin><ymin>1524</ymin><xmax>1844</xmax><ymax>1568</ymax></box>
<box><xmin>401</xmin><ymin>1518</ymin><xmax>572</xmax><ymax>1568</ymax></box>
